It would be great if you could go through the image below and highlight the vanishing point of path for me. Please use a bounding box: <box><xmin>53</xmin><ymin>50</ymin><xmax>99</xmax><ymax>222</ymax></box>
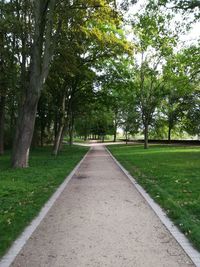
<box><xmin>11</xmin><ymin>146</ymin><xmax>193</xmax><ymax>267</ymax></box>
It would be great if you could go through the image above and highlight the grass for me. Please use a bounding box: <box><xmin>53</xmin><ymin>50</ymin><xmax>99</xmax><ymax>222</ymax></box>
<box><xmin>0</xmin><ymin>145</ymin><xmax>88</xmax><ymax>257</ymax></box>
<box><xmin>108</xmin><ymin>144</ymin><xmax>200</xmax><ymax>251</ymax></box>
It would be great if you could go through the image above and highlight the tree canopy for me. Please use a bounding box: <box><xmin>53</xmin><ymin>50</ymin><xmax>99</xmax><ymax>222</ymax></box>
<box><xmin>0</xmin><ymin>0</ymin><xmax>199</xmax><ymax>165</ymax></box>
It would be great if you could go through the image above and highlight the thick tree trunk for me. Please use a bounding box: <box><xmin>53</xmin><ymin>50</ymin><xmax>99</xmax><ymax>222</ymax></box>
<box><xmin>0</xmin><ymin>96</ymin><xmax>5</xmax><ymax>155</ymax></box>
<box><xmin>11</xmin><ymin>0</ymin><xmax>56</xmax><ymax>167</ymax></box>
<box><xmin>144</xmin><ymin>122</ymin><xmax>149</xmax><ymax>149</ymax></box>
<box><xmin>12</xmin><ymin>92</ymin><xmax>40</xmax><ymax>167</ymax></box>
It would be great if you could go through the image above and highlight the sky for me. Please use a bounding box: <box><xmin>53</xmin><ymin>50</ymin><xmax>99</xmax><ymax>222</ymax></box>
<box><xmin>118</xmin><ymin>0</ymin><xmax>200</xmax><ymax>49</ymax></box>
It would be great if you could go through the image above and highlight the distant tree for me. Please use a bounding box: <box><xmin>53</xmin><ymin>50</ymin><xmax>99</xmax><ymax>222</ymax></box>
<box><xmin>133</xmin><ymin>11</ymin><xmax>176</xmax><ymax>148</ymax></box>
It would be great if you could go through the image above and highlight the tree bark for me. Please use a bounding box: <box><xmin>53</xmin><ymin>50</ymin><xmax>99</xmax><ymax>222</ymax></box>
<box><xmin>168</xmin><ymin>126</ymin><xmax>172</xmax><ymax>144</ymax></box>
<box><xmin>125</xmin><ymin>130</ymin><xmax>128</xmax><ymax>145</ymax></box>
<box><xmin>0</xmin><ymin>20</ymin><xmax>5</xmax><ymax>155</ymax></box>
<box><xmin>0</xmin><ymin>96</ymin><xmax>5</xmax><ymax>155</ymax></box>
<box><xmin>52</xmin><ymin>92</ymin><xmax>66</xmax><ymax>156</ymax></box>
<box><xmin>113</xmin><ymin>124</ymin><xmax>117</xmax><ymax>142</ymax></box>
<box><xmin>58</xmin><ymin>123</ymin><xmax>68</xmax><ymax>152</ymax></box>
<box><xmin>11</xmin><ymin>0</ymin><xmax>56</xmax><ymax>167</ymax></box>
<box><xmin>144</xmin><ymin>122</ymin><xmax>149</xmax><ymax>149</ymax></box>
<box><xmin>69</xmin><ymin>115</ymin><xmax>74</xmax><ymax>146</ymax></box>
<box><xmin>54</xmin><ymin>111</ymin><xmax>58</xmax><ymax>140</ymax></box>
<box><xmin>12</xmin><ymin>90</ymin><xmax>41</xmax><ymax>167</ymax></box>
<box><xmin>52</xmin><ymin>124</ymin><xmax>64</xmax><ymax>156</ymax></box>
<box><xmin>113</xmin><ymin>112</ymin><xmax>118</xmax><ymax>142</ymax></box>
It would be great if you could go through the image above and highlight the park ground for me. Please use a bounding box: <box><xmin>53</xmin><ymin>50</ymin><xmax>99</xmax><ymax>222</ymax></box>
<box><xmin>7</xmin><ymin>146</ymin><xmax>194</xmax><ymax>266</ymax></box>
<box><xmin>0</xmin><ymin>145</ymin><xmax>88</xmax><ymax>257</ymax></box>
<box><xmin>108</xmin><ymin>144</ymin><xmax>200</xmax><ymax>251</ymax></box>
<box><xmin>0</xmin><ymin>142</ymin><xmax>200</xmax><ymax>262</ymax></box>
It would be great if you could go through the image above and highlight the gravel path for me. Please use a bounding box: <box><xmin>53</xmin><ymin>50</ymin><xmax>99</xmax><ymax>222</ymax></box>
<box><xmin>11</xmin><ymin>146</ymin><xmax>194</xmax><ymax>267</ymax></box>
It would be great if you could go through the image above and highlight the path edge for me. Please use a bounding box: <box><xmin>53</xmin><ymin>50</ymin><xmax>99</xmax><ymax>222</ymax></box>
<box><xmin>106</xmin><ymin>147</ymin><xmax>200</xmax><ymax>267</ymax></box>
<box><xmin>0</xmin><ymin>148</ymin><xmax>91</xmax><ymax>267</ymax></box>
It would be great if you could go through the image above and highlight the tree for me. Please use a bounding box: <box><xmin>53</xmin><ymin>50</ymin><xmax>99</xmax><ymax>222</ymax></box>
<box><xmin>12</xmin><ymin>0</ymin><xmax>57</xmax><ymax>167</ymax></box>
<box><xmin>132</xmin><ymin>11</ymin><xmax>176</xmax><ymax>148</ymax></box>
<box><xmin>96</xmin><ymin>56</ymin><xmax>134</xmax><ymax>142</ymax></box>
<box><xmin>147</xmin><ymin>0</ymin><xmax>200</xmax><ymax>20</ymax></box>
<box><xmin>0</xmin><ymin>0</ymin><xmax>20</xmax><ymax>155</ymax></box>
<box><xmin>10</xmin><ymin>0</ymin><xmax>131</xmax><ymax>166</ymax></box>
<box><xmin>184</xmin><ymin>89</ymin><xmax>200</xmax><ymax>137</ymax></box>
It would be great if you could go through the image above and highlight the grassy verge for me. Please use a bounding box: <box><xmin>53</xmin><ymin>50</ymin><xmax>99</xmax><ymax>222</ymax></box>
<box><xmin>108</xmin><ymin>144</ymin><xmax>200</xmax><ymax>251</ymax></box>
<box><xmin>0</xmin><ymin>145</ymin><xmax>88</xmax><ymax>257</ymax></box>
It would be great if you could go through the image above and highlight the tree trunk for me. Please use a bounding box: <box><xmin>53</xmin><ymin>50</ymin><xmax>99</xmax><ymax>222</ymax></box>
<box><xmin>11</xmin><ymin>0</ymin><xmax>56</xmax><ymax>167</ymax></box>
<box><xmin>113</xmin><ymin>125</ymin><xmax>117</xmax><ymax>142</ymax></box>
<box><xmin>144</xmin><ymin>122</ymin><xmax>149</xmax><ymax>149</ymax></box>
<box><xmin>58</xmin><ymin>123</ymin><xmax>68</xmax><ymax>152</ymax></box>
<box><xmin>69</xmin><ymin>115</ymin><xmax>74</xmax><ymax>146</ymax></box>
<box><xmin>113</xmin><ymin>114</ymin><xmax>117</xmax><ymax>142</ymax></box>
<box><xmin>0</xmin><ymin>24</ymin><xmax>5</xmax><ymax>155</ymax></box>
<box><xmin>125</xmin><ymin>130</ymin><xmax>128</xmax><ymax>145</ymax></box>
<box><xmin>52</xmin><ymin>124</ymin><xmax>64</xmax><ymax>156</ymax></box>
<box><xmin>0</xmin><ymin>96</ymin><xmax>5</xmax><ymax>155</ymax></box>
<box><xmin>168</xmin><ymin>125</ymin><xmax>172</xmax><ymax>144</ymax></box>
<box><xmin>54</xmin><ymin>111</ymin><xmax>58</xmax><ymax>140</ymax></box>
<box><xmin>52</xmin><ymin>92</ymin><xmax>66</xmax><ymax>156</ymax></box>
<box><xmin>12</xmin><ymin>92</ymin><xmax>40</xmax><ymax>167</ymax></box>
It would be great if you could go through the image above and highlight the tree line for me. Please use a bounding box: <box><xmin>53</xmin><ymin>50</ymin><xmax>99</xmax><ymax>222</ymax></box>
<box><xmin>0</xmin><ymin>0</ymin><xmax>132</xmax><ymax>167</ymax></box>
<box><xmin>0</xmin><ymin>0</ymin><xmax>199</xmax><ymax>167</ymax></box>
<box><xmin>75</xmin><ymin>1</ymin><xmax>199</xmax><ymax>148</ymax></box>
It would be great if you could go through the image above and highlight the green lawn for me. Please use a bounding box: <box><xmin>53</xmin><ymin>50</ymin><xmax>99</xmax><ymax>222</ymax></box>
<box><xmin>108</xmin><ymin>144</ymin><xmax>200</xmax><ymax>251</ymax></box>
<box><xmin>0</xmin><ymin>145</ymin><xmax>88</xmax><ymax>257</ymax></box>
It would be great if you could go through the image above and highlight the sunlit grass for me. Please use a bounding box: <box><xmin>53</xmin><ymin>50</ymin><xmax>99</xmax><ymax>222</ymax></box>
<box><xmin>108</xmin><ymin>144</ymin><xmax>200</xmax><ymax>251</ymax></box>
<box><xmin>0</xmin><ymin>145</ymin><xmax>88</xmax><ymax>257</ymax></box>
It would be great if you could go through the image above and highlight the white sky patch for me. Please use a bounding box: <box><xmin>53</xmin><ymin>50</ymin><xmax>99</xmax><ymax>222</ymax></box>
<box><xmin>118</xmin><ymin>0</ymin><xmax>200</xmax><ymax>49</ymax></box>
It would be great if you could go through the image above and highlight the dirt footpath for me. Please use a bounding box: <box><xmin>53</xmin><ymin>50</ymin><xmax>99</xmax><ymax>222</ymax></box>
<box><xmin>11</xmin><ymin>146</ymin><xmax>194</xmax><ymax>267</ymax></box>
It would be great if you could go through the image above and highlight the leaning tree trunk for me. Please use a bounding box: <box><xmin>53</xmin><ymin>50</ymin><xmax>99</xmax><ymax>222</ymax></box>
<box><xmin>144</xmin><ymin>122</ymin><xmax>149</xmax><ymax>149</ymax></box>
<box><xmin>52</xmin><ymin>124</ymin><xmax>64</xmax><ymax>156</ymax></box>
<box><xmin>58</xmin><ymin>123</ymin><xmax>68</xmax><ymax>152</ymax></box>
<box><xmin>0</xmin><ymin>96</ymin><xmax>5</xmax><ymax>155</ymax></box>
<box><xmin>11</xmin><ymin>0</ymin><xmax>56</xmax><ymax>168</ymax></box>
<box><xmin>52</xmin><ymin>92</ymin><xmax>66</xmax><ymax>156</ymax></box>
